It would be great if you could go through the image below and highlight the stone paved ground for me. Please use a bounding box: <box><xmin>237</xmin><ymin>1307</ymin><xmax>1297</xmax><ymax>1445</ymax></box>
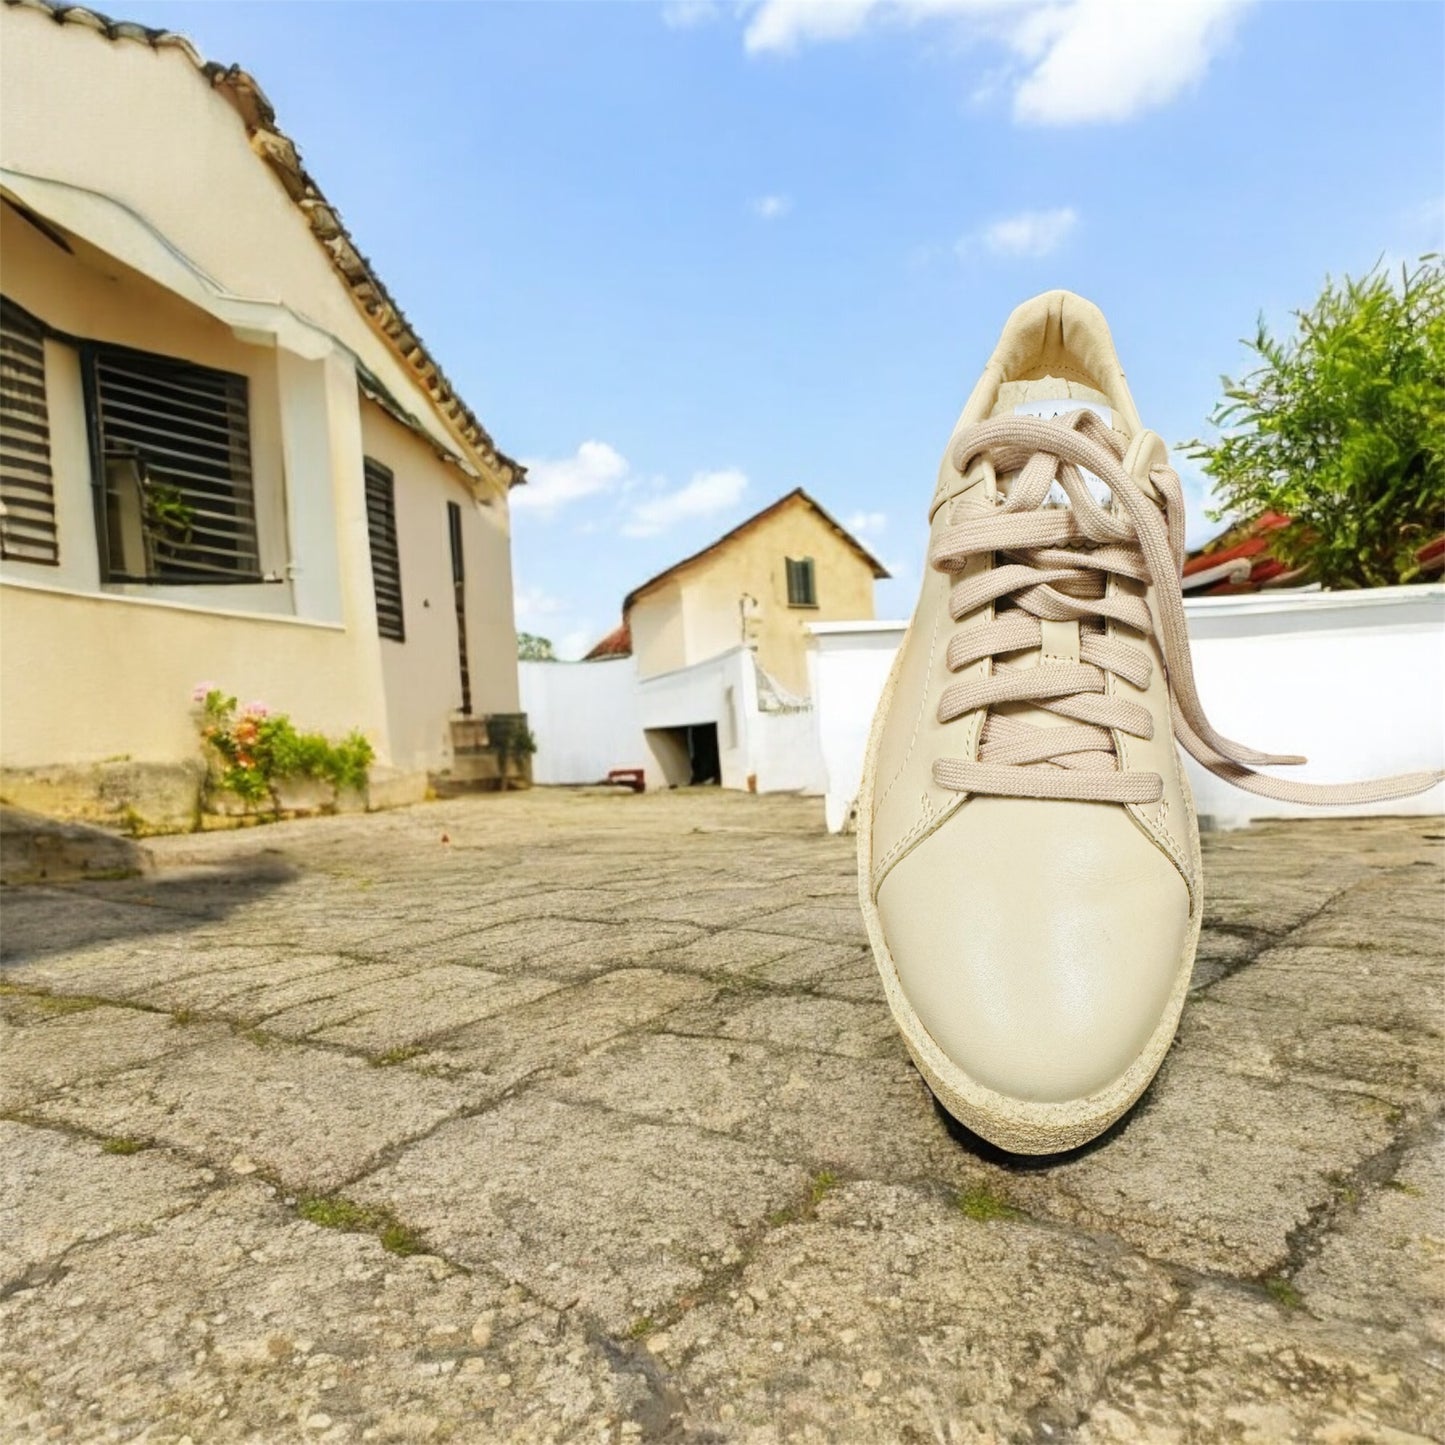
<box><xmin>1</xmin><ymin>790</ymin><xmax>1441</xmax><ymax>1444</ymax></box>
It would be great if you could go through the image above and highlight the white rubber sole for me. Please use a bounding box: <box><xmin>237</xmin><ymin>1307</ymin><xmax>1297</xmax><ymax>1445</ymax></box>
<box><xmin>855</xmin><ymin>636</ymin><xmax>1204</xmax><ymax>1156</ymax></box>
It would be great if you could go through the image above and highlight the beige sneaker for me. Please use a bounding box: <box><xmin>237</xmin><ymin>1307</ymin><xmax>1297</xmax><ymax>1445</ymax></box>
<box><xmin>857</xmin><ymin>290</ymin><xmax>1441</xmax><ymax>1155</ymax></box>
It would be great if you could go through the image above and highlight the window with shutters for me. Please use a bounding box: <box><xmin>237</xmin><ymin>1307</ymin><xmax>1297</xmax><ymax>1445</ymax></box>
<box><xmin>0</xmin><ymin>295</ymin><xmax>59</xmax><ymax>565</ymax></box>
<box><xmin>85</xmin><ymin>342</ymin><xmax>260</xmax><ymax>584</ymax></box>
<box><xmin>785</xmin><ymin>555</ymin><xmax>817</xmax><ymax>607</ymax></box>
<box><xmin>363</xmin><ymin>457</ymin><xmax>405</xmax><ymax>642</ymax></box>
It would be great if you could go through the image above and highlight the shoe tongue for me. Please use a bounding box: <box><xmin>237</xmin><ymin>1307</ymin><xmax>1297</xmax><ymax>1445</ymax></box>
<box><xmin>961</xmin><ymin>290</ymin><xmax>1143</xmax><ymax>435</ymax></box>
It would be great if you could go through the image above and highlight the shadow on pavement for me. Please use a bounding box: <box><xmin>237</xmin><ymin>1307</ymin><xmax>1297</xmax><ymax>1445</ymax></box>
<box><xmin>0</xmin><ymin>853</ymin><xmax>297</xmax><ymax>968</ymax></box>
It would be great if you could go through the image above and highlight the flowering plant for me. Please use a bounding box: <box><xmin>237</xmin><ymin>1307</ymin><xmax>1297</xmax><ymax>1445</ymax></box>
<box><xmin>194</xmin><ymin>687</ymin><xmax>375</xmax><ymax>807</ymax></box>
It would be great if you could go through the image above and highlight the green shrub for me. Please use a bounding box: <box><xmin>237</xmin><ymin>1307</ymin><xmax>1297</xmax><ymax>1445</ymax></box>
<box><xmin>1187</xmin><ymin>255</ymin><xmax>1445</xmax><ymax>589</ymax></box>
<box><xmin>194</xmin><ymin>688</ymin><xmax>375</xmax><ymax>810</ymax></box>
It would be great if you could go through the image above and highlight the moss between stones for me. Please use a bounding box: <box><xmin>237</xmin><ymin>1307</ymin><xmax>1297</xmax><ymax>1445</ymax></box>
<box><xmin>957</xmin><ymin>1183</ymin><xmax>1022</xmax><ymax>1223</ymax></box>
<box><xmin>296</xmin><ymin>1194</ymin><xmax>426</xmax><ymax>1256</ymax></box>
<box><xmin>767</xmin><ymin>1168</ymin><xmax>842</xmax><ymax>1228</ymax></box>
<box><xmin>1263</xmin><ymin>1276</ymin><xmax>1303</xmax><ymax>1310</ymax></box>
<box><xmin>369</xmin><ymin>1045</ymin><xmax>423</xmax><ymax>1068</ymax></box>
<box><xmin>0</xmin><ymin>986</ymin><xmax>105</xmax><ymax>1016</ymax></box>
<box><xmin>100</xmin><ymin>1136</ymin><xmax>151</xmax><ymax>1155</ymax></box>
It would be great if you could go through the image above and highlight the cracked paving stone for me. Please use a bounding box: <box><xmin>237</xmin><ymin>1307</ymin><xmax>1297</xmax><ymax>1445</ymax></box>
<box><xmin>260</xmin><ymin>965</ymin><xmax>560</xmax><ymax>1049</ymax></box>
<box><xmin>645</xmin><ymin>928</ymin><xmax>819</xmax><ymax>979</ymax></box>
<box><xmin>30</xmin><ymin>1030</ymin><xmax>467</xmax><ymax>1191</ymax></box>
<box><xmin>545</xmin><ymin>1032</ymin><xmax>986</xmax><ymax>1185</ymax></box>
<box><xmin>0</xmin><ymin>995</ymin><xmax>196</xmax><ymax>1111</ymax></box>
<box><xmin>432</xmin><ymin>916</ymin><xmax>706</xmax><ymax>980</ymax></box>
<box><xmin>664</xmin><ymin>1178</ymin><xmax>1177</xmax><ymax>1444</ymax></box>
<box><xmin>748</xmin><ymin>942</ymin><xmax>882</xmax><ymax>1000</ymax></box>
<box><xmin>0</xmin><ymin>796</ymin><xmax>1437</xmax><ymax>1442</ymax></box>
<box><xmin>1077</xmin><ymin>1278</ymin><xmax>1441</xmax><ymax>1443</ymax></box>
<box><xmin>665</xmin><ymin>990</ymin><xmax>900</xmax><ymax>1060</ymax></box>
<box><xmin>1183</xmin><ymin>950</ymin><xmax>1442</xmax><ymax>1108</ymax></box>
<box><xmin>1295</xmin><ymin>1123</ymin><xmax>1445</xmax><ymax>1353</ymax></box>
<box><xmin>0</xmin><ymin>1180</ymin><xmax>643</xmax><ymax>1444</ymax></box>
<box><xmin>409</xmin><ymin>967</ymin><xmax>715</xmax><ymax>1101</ymax></box>
<box><xmin>0</xmin><ymin>1120</ymin><xmax>211</xmax><ymax>1283</ymax></box>
<box><xmin>1006</xmin><ymin>1054</ymin><xmax>1399</xmax><ymax>1278</ymax></box>
<box><xmin>1</xmin><ymin>939</ymin><xmax>287</xmax><ymax>1004</ymax></box>
<box><xmin>351</xmin><ymin>1095</ymin><xmax>808</xmax><ymax>1333</ymax></box>
<box><xmin>132</xmin><ymin>953</ymin><xmax>404</xmax><ymax>1016</ymax></box>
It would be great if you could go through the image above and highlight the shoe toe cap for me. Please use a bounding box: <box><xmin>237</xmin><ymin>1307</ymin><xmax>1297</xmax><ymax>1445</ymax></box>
<box><xmin>874</xmin><ymin>796</ymin><xmax>1192</xmax><ymax>1106</ymax></box>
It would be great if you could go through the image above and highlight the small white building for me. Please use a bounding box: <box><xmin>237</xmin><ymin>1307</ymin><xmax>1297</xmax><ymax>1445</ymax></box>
<box><xmin>0</xmin><ymin>1</ymin><xmax>529</xmax><ymax>827</ymax></box>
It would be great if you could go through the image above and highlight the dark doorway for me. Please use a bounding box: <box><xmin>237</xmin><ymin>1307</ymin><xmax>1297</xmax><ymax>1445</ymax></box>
<box><xmin>687</xmin><ymin>723</ymin><xmax>720</xmax><ymax>785</ymax></box>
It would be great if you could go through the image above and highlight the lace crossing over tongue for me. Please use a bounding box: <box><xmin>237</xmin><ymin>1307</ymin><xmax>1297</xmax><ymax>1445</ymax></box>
<box><xmin>929</xmin><ymin>411</ymin><xmax>1444</xmax><ymax>807</ymax></box>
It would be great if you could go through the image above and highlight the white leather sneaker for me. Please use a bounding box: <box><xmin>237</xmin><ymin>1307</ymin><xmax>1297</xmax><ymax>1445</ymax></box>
<box><xmin>857</xmin><ymin>290</ymin><xmax>1442</xmax><ymax>1155</ymax></box>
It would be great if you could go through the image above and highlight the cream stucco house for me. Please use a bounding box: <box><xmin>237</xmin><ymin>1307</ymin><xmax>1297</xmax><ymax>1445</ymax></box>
<box><xmin>0</xmin><ymin>0</ymin><xmax>528</xmax><ymax>827</ymax></box>
<box><xmin>618</xmin><ymin>488</ymin><xmax>888</xmax><ymax>698</ymax></box>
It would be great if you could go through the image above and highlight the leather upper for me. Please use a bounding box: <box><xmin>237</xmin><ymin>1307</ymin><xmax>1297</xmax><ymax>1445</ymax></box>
<box><xmin>867</xmin><ymin>290</ymin><xmax>1199</xmax><ymax>1104</ymax></box>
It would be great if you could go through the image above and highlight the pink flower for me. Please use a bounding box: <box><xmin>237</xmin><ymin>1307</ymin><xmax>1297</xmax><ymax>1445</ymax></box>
<box><xmin>192</xmin><ymin>681</ymin><xmax>216</xmax><ymax>703</ymax></box>
<box><xmin>241</xmin><ymin>700</ymin><xmax>269</xmax><ymax>718</ymax></box>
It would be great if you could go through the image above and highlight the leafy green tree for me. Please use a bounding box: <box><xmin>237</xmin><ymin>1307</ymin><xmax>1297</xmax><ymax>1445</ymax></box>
<box><xmin>517</xmin><ymin>631</ymin><xmax>556</xmax><ymax>661</ymax></box>
<box><xmin>1187</xmin><ymin>255</ymin><xmax>1445</xmax><ymax>589</ymax></box>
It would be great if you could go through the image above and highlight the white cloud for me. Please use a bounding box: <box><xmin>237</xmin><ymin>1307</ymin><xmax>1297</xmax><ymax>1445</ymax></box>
<box><xmin>662</xmin><ymin>0</ymin><xmax>721</xmax><ymax>29</ymax></box>
<box><xmin>511</xmin><ymin>440</ymin><xmax>629</xmax><ymax>519</ymax></box>
<box><xmin>744</xmin><ymin>0</ymin><xmax>882</xmax><ymax>54</ymax></box>
<box><xmin>512</xmin><ymin>583</ymin><xmax>566</xmax><ymax>631</ymax></box>
<box><xmin>846</xmin><ymin>509</ymin><xmax>888</xmax><ymax>538</ymax></box>
<box><xmin>623</xmin><ymin>468</ymin><xmax>749</xmax><ymax>538</ymax></box>
<box><xmin>743</xmin><ymin>0</ymin><xmax>1250</xmax><ymax>126</ymax></box>
<box><xmin>1011</xmin><ymin>0</ymin><xmax>1249</xmax><ymax>125</ymax></box>
<box><xmin>556</xmin><ymin>628</ymin><xmax>598</xmax><ymax>662</ymax></box>
<box><xmin>750</xmin><ymin>194</ymin><xmax>793</xmax><ymax>220</ymax></box>
<box><xmin>962</xmin><ymin>205</ymin><xmax>1079</xmax><ymax>259</ymax></box>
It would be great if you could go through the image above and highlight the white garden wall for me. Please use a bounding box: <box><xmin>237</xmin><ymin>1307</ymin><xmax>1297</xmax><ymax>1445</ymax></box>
<box><xmin>809</xmin><ymin>584</ymin><xmax>1445</xmax><ymax>833</ymax></box>
<box><xmin>520</xmin><ymin>647</ymin><xmax>826</xmax><ymax>794</ymax></box>
<box><xmin>518</xmin><ymin>657</ymin><xmax>648</xmax><ymax>786</ymax></box>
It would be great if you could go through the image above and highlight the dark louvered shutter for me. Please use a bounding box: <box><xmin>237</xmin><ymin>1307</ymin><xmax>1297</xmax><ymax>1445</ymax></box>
<box><xmin>786</xmin><ymin>556</ymin><xmax>816</xmax><ymax>607</ymax></box>
<box><xmin>364</xmin><ymin>458</ymin><xmax>405</xmax><ymax>641</ymax></box>
<box><xmin>0</xmin><ymin>295</ymin><xmax>59</xmax><ymax>564</ymax></box>
<box><xmin>90</xmin><ymin>344</ymin><xmax>259</xmax><ymax>582</ymax></box>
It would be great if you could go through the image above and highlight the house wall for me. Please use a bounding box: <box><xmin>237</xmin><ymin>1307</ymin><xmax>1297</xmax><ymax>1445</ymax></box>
<box><xmin>0</xmin><ymin>580</ymin><xmax>380</xmax><ymax>769</ymax></box>
<box><xmin>361</xmin><ymin>403</ymin><xmax>519</xmax><ymax>773</ymax></box>
<box><xmin>628</xmin><ymin>579</ymin><xmax>688</xmax><ymax>678</ymax></box>
<box><xmin>628</xmin><ymin>496</ymin><xmax>879</xmax><ymax>696</ymax></box>
<box><xmin>0</xmin><ymin>7</ymin><xmax>524</xmax><ymax>792</ymax></box>
<box><xmin>808</xmin><ymin>587</ymin><xmax>1445</xmax><ymax>834</ymax></box>
<box><xmin>0</xmin><ymin>5</ymin><xmax>468</xmax><ymax>470</ymax></box>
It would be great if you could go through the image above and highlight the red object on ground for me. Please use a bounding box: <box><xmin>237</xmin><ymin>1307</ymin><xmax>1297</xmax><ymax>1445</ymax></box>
<box><xmin>606</xmin><ymin>769</ymin><xmax>645</xmax><ymax>793</ymax></box>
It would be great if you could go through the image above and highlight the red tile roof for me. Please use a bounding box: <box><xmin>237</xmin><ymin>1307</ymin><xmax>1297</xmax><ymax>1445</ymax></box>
<box><xmin>1183</xmin><ymin>513</ymin><xmax>1445</xmax><ymax>593</ymax></box>
<box><xmin>583</xmin><ymin>621</ymin><xmax>631</xmax><ymax>660</ymax></box>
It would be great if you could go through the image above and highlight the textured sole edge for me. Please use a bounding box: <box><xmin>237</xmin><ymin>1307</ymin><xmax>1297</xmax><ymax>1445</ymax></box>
<box><xmin>855</xmin><ymin>636</ymin><xmax>1204</xmax><ymax>1157</ymax></box>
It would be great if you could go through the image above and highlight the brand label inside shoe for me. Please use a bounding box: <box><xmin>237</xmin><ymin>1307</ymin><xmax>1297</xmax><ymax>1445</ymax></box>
<box><xmin>1012</xmin><ymin>399</ymin><xmax>1114</xmax><ymax>508</ymax></box>
<box><xmin>1012</xmin><ymin>398</ymin><xmax>1113</xmax><ymax>426</ymax></box>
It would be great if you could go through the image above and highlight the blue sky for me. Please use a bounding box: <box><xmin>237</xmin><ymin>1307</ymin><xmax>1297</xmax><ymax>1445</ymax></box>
<box><xmin>118</xmin><ymin>0</ymin><xmax>1445</xmax><ymax>656</ymax></box>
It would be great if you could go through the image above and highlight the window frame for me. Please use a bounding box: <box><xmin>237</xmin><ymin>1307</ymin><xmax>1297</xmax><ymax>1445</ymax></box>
<box><xmin>785</xmin><ymin>554</ymin><xmax>818</xmax><ymax>608</ymax></box>
<box><xmin>81</xmin><ymin>339</ymin><xmax>261</xmax><ymax>586</ymax></box>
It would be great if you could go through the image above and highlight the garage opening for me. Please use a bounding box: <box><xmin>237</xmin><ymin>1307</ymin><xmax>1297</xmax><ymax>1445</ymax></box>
<box><xmin>645</xmin><ymin>724</ymin><xmax>721</xmax><ymax>786</ymax></box>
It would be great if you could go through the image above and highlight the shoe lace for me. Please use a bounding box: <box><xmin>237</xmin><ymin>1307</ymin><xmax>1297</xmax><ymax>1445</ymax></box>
<box><xmin>928</xmin><ymin>409</ymin><xmax>1443</xmax><ymax>806</ymax></box>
